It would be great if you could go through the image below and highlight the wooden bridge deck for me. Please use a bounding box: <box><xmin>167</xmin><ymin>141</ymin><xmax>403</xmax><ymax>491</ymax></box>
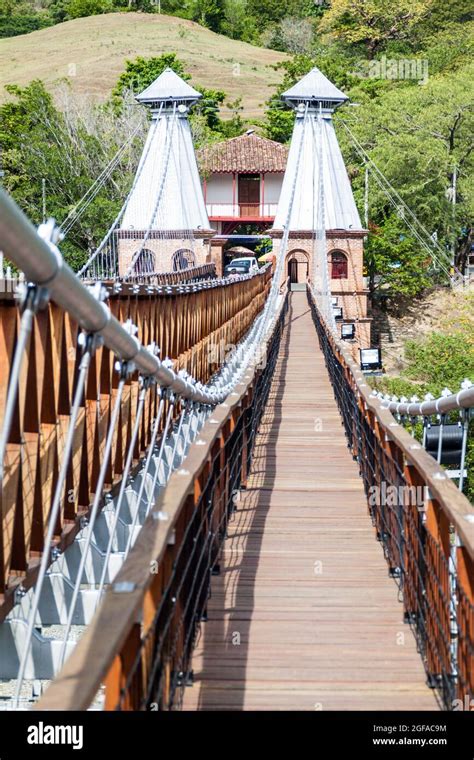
<box><xmin>183</xmin><ymin>292</ymin><xmax>439</xmax><ymax>711</ymax></box>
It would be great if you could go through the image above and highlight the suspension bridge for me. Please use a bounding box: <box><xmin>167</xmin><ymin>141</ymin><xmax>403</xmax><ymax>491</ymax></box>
<box><xmin>0</xmin><ymin>67</ymin><xmax>472</xmax><ymax>713</ymax></box>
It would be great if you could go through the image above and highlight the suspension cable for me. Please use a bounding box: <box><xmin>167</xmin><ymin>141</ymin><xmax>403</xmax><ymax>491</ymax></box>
<box><xmin>58</xmin><ymin>368</ymin><xmax>128</xmax><ymax>668</ymax></box>
<box><xmin>12</xmin><ymin>332</ymin><xmax>96</xmax><ymax>707</ymax></box>
<box><xmin>59</xmin><ymin>122</ymin><xmax>142</xmax><ymax>237</ymax></box>
<box><xmin>340</xmin><ymin>121</ymin><xmax>462</xmax><ymax>283</ymax></box>
<box><xmin>94</xmin><ymin>382</ymin><xmax>151</xmax><ymax>605</ymax></box>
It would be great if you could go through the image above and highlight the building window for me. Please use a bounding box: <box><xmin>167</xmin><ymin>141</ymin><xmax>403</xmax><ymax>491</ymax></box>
<box><xmin>172</xmin><ymin>249</ymin><xmax>196</xmax><ymax>271</ymax></box>
<box><xmin>133</xmin><ymin>248</ymin><xmax>155</xmax><ymax>275</ymax></box>
<box><xmin>330</xmin><ymin>251</ymin><xmax>348</xmax><ymax>279</ymax></box>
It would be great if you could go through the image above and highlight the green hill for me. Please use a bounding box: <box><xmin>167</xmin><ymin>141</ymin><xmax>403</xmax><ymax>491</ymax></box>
<box><xmin>0</xmin><ymin>12</ymin><xmax>287</xmax><ymax>119</ymax></box>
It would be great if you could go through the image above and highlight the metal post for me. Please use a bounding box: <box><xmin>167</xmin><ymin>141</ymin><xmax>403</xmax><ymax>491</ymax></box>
<box><xmin>437</xmin><ymin>414</ymin><xmax>445</xmax><ymax>464</ymax></box>
<box><xmin>42</xmin><ymin>178</ymin><xmax>46</xmax><ymax>224</ymax></box>
<box><xmin>458</xmin><ymin>410</ymin><xmax>469</xmax><ymax>492</ymax></box>
<box><xmin>0</xmin><ymin>285</ymin><xmax>48</xmax><ymax>483</ymax></box>
<box><xmin>364</xmin><ymin>166</ymin><xmax>369</xmax><ymax>230</ymax></box>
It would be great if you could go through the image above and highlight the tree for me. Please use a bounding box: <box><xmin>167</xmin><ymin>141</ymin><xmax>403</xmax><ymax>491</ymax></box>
<box><xmin>221</xmin><ymin>0</ymin><xmax>246</xmax><ymax>40</ymax></box>
<box><xmin>47</xmin><ymin>0</ymin><xmax>69</xmax><ymax>22</ymax></box>
<box><xmin>319</xmin><ymin>0</ymin><xmax>431</xmax><ymax>58</ymax></box>
<box><xmin>66</xmin><ymin>0</ymin><xmax>112</xmax><ymax>18</ymax></box>
<box><xmin>340</xmin><ymin>62</ymin><xmax>474</xmax><ymax>272</ymax></box>
<box><xmin>0</xmin><ymin>0</ymin><xmax>54</xmax><ymax>37</ymax></box>
<box><xmin>263</xmin><ymin>17</ymin><xmax>314</xmax><ymax>54</ymax></box>
<box><xmin>0</xmin><ymin>81</ymin><xmax>146</xmax><ymax>270</ymax></box>
<box><xmin>194</xmin><ymin>86</ymin><xmax>226</xmax><ymax>130</ymax></box>
<box><xmin>417</xmin><ymin>22</ymin><xmax>474</xmax><ymax>76</ymax></box>
<box><xmin>188</xmin><ymin>0</ymin><xmax>225</xmax><ymax>32</ymax></box>
<box><xmin>364</xmin><ymin>216</ymin><xmax>431</xmax><ymax>297</ymax></box>
<box><xmin>245</xmin><ymin>0</ymin><xmax>307</xmax><ymax>27</ymax></box>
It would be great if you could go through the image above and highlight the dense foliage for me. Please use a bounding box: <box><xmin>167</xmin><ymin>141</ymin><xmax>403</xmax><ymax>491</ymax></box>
<box><xmin>369</xmin><ymin>307</ymin><xmax>474</xmax><ymax>499</ymax></box>
<box><xmin>0</xmin><ymin>80</ymin><xmax>147</xmax><ymax>270</ymax></box>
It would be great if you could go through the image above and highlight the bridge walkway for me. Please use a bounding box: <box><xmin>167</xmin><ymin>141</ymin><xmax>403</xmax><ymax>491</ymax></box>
<box><xmin>183</xmin><ymin>292</ymin><xmax>438</xmax><ymax>711</ymax></box>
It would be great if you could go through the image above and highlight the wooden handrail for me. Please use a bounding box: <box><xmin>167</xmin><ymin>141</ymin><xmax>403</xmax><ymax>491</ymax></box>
<box><xmin>308</xmin><ymin>286</ymin><xmax>474</xmax><ymax>707</ymax></box>
<box><xmin>306</xmin><ymin>287</ymin><xmax>474</xmax><ymax>557</ymax></box>
<box><xmin>36</xmin><ymin>285</ymin><xmax>288</xmax><ymax>711</ymax></box>
<box><xmin>0</xmin><ymin>268</ymin><xmax>272</xmax><ymax>618</ymax></box>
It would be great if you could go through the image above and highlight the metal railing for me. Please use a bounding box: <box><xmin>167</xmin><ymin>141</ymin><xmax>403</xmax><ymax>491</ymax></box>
<box><xmin>372</xmin><ymin>384</ymin><xmax>473</xmax><ymax>493</ymax></box>
<box><xmin>36</xmin><ymin>285</ymin><xmax>289</xmax><ymax>710</ymax></box>
<box><xmin>0</xmin><ymin>188</ymin><xmax>275</xmax><ymax>705</ymax></box>
<box><xmin>308</xmin><ymin>284</ymin><xmax>474</xmax><ymax>711</ymax></box>
<box><xmin>94</xmin><ymin>262</ymin><xmax>218</xmax><ymax>287</ymax></box>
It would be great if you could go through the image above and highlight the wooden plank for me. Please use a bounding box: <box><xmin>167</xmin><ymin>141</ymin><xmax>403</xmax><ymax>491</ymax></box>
<box><xmin>182</xmin><ymin>292</ymin><xmax>438</xmax><ymax>712</ymax></box>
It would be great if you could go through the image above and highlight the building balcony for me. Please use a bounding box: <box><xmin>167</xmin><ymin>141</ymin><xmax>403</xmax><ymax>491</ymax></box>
<box><xmin>206</xmin><ymin>202</ymin><xmax>278</xmax><ymax>220</ymax></box>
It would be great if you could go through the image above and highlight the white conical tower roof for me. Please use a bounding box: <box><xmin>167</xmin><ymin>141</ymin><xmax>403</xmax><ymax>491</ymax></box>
<box><xmin>282</xmin><ymin>67</ymin><xmax>348</xmax><ymax>109</ymax></box>
<box><xmin>273</xmin><ymin>69</ymin><xmax>361</xmax><ymax>233</ymax></box>
<box><xmin>136</xmin><ymin>67</ymin><xmax>202</xmax><ymax>107</ymax></box>
<box><xmin>120</xmin><ymin>70</ymin><xmax>211</xmax><ymax>232</ymax></box>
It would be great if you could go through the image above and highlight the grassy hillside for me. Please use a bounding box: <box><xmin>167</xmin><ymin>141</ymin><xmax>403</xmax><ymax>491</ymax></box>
<box><xmin>0</xmin><ymin>12</ymin><xmax>287</xmax><ymax>119</ymax></box>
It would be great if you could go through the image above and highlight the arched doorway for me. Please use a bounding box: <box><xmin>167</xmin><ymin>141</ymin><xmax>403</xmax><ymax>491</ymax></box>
<box><xmin>288</xmin><ymin>257</ymin><xmax>298</xmax><ymax>283</ymax></box>
<box><xmin>286</xmin><ymin>250</ymin><xmax>309</xmax><ymax>285</ymax></box>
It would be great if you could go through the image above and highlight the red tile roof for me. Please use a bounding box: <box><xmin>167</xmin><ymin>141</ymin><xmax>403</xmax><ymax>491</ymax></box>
<box><xmin>198</xmin><ymin>131</ymin><xmax>288</xmax><ymax>174</ymax></box>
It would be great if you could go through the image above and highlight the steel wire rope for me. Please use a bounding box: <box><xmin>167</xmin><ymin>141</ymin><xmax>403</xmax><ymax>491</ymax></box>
<box><xmin>13</xmin><ymin>334</ymin><xmax>96</xmax><ymax>706</ymax></box>
<box><xmin>57</xmin><ymin>371</ymin><xmax>129</xmax><ymax>666</ymax></box>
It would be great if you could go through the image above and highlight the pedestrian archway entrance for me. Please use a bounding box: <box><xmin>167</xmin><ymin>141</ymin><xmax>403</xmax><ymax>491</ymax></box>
<box><xmin>286</xmin><ymin>250</ymin><xmax>309</xmax><ymax>288</ymax></box>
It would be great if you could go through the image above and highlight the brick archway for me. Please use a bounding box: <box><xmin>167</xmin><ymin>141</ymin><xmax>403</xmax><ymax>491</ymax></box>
<box><xmin>286</xmin><ymin>249</ymin><xmax>310</xmax><ymax>284</ymax></box>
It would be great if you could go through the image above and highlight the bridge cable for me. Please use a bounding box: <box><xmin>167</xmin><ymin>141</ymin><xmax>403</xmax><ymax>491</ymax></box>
<box><xmin>340</xmin><ymin>121</ymin><xmax>463</xmax><ymax>284</ymax></box>
<box><xmin>122</xmin><ymin>392</ymin><xmax>173</xmax><ymax>560</ymax></box>
<box><xmin>58</xmin><ymin>369</ymin><xmax>128</xmax><ymax>667</ymax></box>
<box><xmin>13</xmin><ymin>332</ymin><xmax>97</xmax><ymax>707</ymax></box>
<box><xmin>59</xmin><ymin>121</ymin><xmax>143</xmax><ymax>238</ymax></box>
<box><xmin>78</xmin><ymin>104</ymin><xmax>164</xmax><ymax>279</ymax></box>
<box><xmin>94</xmin><ymin>383</ymin><xmax>155</xmax><ymax>605</ymax></box>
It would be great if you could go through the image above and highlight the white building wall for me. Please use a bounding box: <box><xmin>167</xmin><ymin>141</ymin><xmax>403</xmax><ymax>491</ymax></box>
<box><xmin>204</xmin><ymin>171</ymin><xmax>284</xmax><ymax>218</ymax></box>
<box><xmin>263</xmin><ymin>173</ymin><xmax>283</xmax><ymax>203</ymax></box>
<box><xmin>205</xmin><ymin>174</ymin><xmax>233</xmax><ymax>202</ymax></box>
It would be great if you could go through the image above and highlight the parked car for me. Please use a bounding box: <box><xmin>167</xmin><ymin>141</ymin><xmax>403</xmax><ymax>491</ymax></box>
<box><xmin>224</xmin><ymin>256</ymin><xmax>259</xmax><ymax>277</ymax></box>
